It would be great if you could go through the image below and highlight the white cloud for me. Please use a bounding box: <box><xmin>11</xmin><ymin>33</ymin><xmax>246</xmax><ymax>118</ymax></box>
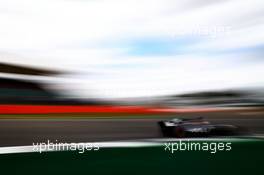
<box><xmin>0</xmin><ymin>0</ymin><xmax>264</xmax><ymax>98</ymax></box>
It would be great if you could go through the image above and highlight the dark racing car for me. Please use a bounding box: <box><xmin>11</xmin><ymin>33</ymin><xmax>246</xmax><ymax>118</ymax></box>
<box><xmin>158</xmin><ymin>117</ymin><xmax>244</xmax><ymax>137</ymax></box>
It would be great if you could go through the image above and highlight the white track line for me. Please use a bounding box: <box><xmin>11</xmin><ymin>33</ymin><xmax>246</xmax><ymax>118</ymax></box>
<box><xmin>0</xmin><ymin>141</ymin><xmax>160</xmax><ymax>155</ymax></box>
<box><xmin>0</xmin><ymin>137</ymin><xmax>263</xmax><ymax>155</ymax></box>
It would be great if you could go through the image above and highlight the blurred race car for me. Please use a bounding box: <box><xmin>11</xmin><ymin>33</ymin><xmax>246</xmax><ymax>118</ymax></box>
<box><xmin>158</xmin><ymin>117</ymin><xmax>241</xmax><ymax>137</ymax></box>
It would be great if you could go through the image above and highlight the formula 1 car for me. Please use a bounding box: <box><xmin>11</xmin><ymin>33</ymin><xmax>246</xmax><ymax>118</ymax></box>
<box><xmin>158</xmin><ymin>117</ymin><xmax>241</xmax><ymax>137</ymax></box>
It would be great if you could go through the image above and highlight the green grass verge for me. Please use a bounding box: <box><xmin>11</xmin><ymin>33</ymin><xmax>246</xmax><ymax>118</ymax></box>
<box><xmin>0</xmin><ymin>140</ymin><xmax>263</xmax><ymax>175</ymax></box>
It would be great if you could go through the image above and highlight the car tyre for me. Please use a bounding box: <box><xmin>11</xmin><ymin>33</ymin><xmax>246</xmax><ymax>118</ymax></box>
<box><xmin>174</xmin><ymin>127</ymin><xmax>186</xmax><ymax>138</ymax></box>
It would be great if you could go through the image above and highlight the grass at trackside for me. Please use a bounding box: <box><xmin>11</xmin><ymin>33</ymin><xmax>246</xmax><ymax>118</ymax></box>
<box><xmin>0</xmin><ymin>140</ymin><xmax>264</xmax><ymax>175</ymax></box>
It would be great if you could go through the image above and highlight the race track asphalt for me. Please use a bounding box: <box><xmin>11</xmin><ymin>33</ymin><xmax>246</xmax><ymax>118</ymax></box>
<box><xmin>0</xmin><ymin>110</ymin><xmax>263</xmax><ymax>146</ymax></box>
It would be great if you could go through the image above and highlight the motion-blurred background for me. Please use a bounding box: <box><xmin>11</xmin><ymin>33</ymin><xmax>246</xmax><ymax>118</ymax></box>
<box><xmin>0</xmin><ymin>0</ymin><xmax>264</xmax><ymax>104</ymax></box>
<box><xmin>0</xmin><ymin>0</ymin><xmax>264</xmax><ymax>147</ymax></box>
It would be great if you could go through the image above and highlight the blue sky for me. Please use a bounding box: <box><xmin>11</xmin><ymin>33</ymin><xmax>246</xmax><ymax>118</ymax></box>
<box><xmin>118</xmin><ymin>37</ymin><xmax>201</xmax><ymax>56</ymax></box>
